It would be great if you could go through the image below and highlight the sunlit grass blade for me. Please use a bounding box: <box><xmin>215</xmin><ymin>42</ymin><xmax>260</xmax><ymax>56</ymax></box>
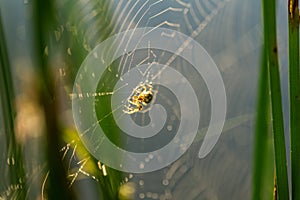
<box><xmin>288</xmin><ymin>0</ymin><xmax>300</xmax><ymax>199</ymax></box>
<box><xmin>252</xmin><ymin>46</ymin><xmax>274</xmax><ymax>200</ymax></box>
<box><xmin>0</xmin><ymin>12</ymin><xmax>28</xmax><ymax>199</ymax></box>
<box><xmin>261</xmin><ymin>0</ymin><xmax>289</xmax><ymax>199</ymax></box>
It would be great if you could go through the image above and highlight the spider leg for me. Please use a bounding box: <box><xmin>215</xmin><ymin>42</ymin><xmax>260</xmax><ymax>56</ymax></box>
<box><xmin>123</xmin><ymin>97</ymin><xmax>143</xmax><ymax>114</ymax></box>
<box><xmin>141</xmin><ymin>85</ymin><xmax>147</xmax><ymax>92</ymax></box>
<box><xmin>147</xmin><ymin>83</ymin><xmax>153</xmax><ymax>93</ymax></box>
<box><xmin>128</xmin><ymin>99</ymin><xmax>140</xmax><ymax>107</ymax></box>
<box><xmin>123</xmin><ymin>105</ymin><xmax>139</xmax><ymax>114</ymax></box>
<box><xmin>135</xmin><ymin>86</ymin><xmax>143</xmax><ymax>94</ymax></box>
<box><xmin>123</xmin><ymin>109</ymin><xmax>139</xmax><ymax>114</ymax></box>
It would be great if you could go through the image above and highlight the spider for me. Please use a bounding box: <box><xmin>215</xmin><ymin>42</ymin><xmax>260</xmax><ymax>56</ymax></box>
<box><xmin>123</xmin><ymin>82</ymin><xmax>154</xmax><ymax>114</ymax></box>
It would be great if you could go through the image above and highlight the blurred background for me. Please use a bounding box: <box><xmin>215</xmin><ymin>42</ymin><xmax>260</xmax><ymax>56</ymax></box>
<box><xmin>0</xmin><ymin>0</ymin><xmax>290</xmax><ymax>199</ymax></box>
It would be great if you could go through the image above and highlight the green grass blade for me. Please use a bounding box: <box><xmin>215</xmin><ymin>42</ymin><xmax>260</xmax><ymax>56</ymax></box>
<box><xmin>262</xmin><ymin>0</ymin><xmax>289</xmax><ymax>199</ymax></box>
<box><xmin>288</xmin><ymin>0</ymin><xmax>300</xmax><ymax>199</ymax></box>
<box><xmin>252</xmin><ymin>46</ymin><xmax>275</xmax><ymax>200</ymax></box>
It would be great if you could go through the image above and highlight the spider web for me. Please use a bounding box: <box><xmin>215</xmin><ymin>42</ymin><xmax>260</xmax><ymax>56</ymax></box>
<box><xmin>61</xmin><ymin>0</ymin><xmax>260</xmax><ymax>199</ymax></box>
<box><xmin>0</xmin><ymin>0</ymin><xmax>282</xmax><ymax>199</ymax></box>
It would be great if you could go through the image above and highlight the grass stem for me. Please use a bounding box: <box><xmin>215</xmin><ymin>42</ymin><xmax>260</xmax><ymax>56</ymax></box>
<box><xmin>288</xmin><ymin>0</ymin><xmax>300</xmax><ymax>199</ymax></box>
<box><xmin>261</xmin><ymin>0</ymin><xmax>289</xmax><ymax>199</ymax></box>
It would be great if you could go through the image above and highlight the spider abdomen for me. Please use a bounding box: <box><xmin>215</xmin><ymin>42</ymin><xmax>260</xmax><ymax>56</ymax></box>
<box><xmin>143</xmin><ymin>93</ymin><xmax>153</xmax><ymax>104</ymax></box>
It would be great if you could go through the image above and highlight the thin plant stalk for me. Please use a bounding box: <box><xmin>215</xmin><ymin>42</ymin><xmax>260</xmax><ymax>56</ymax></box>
<box><xmin>252</xmin><ymin>46</ymin><xmax>273</xmax><ymax>199</ymax></box>
<box><xmin>288</xmin><ymin>0</ymin><xmax>300</xmax><ymax>199</ymax></box>
<box><xmin>262</xmin><ymin>0</ymin><xmax>289</xmax><ymax>199</ymax></box>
